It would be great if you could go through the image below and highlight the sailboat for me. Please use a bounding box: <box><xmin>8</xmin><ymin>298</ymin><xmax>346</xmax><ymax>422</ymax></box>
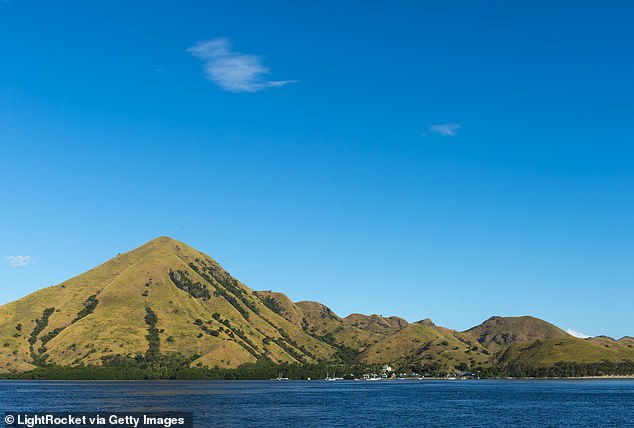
<box><xmin>271</xmin><ymin>372</ymin><xmax>289</xmax><ymax>380</ymax></box>
<box><xmin>325</xmin><ymin>370</ymin><xmax>343</xmax><ymax>381</ymax></box>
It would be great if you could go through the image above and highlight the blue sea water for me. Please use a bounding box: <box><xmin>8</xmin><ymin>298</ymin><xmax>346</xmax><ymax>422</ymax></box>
<box><xmin>1</xmin><ymin>379</ymin><xmax>633</xmax><ymax>427</ymax></box>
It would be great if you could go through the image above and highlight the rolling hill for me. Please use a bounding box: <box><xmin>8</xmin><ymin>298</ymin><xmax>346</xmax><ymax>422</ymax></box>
<box><xmin>0</xmin><ymin>237</ymin><xmax>632</xmax><ymax>377</ymax></box>
<box><xmin>464</xmin><ymin>315</ymin><xmax>570</xmax><ymax>352</ymax></box>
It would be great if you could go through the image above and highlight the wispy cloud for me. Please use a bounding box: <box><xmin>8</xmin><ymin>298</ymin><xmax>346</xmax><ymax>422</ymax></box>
<box><xmin>429</xmin><ymin>123</ymin><xmax>461</xmax><ymax>137</ymax></box>
<box><xmin>5</xmin><ymin>255</ymin><xmax>32</xmax><ymax>268</ymax></box>
<box><xmin>566</xmin><ymin>328</ymin><xmax>591</xmax><ymax>339</ymax></box>
<box><xmin>187</xmin><ymin>38</ymin><xmax>298</xmax><ymax>93</ymax></box>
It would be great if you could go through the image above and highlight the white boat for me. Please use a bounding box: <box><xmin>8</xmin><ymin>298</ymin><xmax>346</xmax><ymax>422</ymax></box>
<box><xmin>271</xmin><ymin>372</ymin><xmax>289</xmax><ymax>380</ymax></box>
<box><xmin>325</xmin><ymin>371</ymin><xmax>343</xmax><ymax>381</ymax></box>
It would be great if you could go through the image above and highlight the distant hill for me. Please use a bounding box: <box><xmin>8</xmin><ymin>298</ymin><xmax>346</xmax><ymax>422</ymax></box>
<box><xmin>358</xmin><ymin>320</ymin><xmax>491</xmax><ymax>371</ymax></box>
<box><xmin>464</xmin><ymin>316</ymin><xmax>569</xmax><ymax>352</ymax></box>
<box><xmin>0</xmin><ymin>237</ymin><xmax>632</xmax><ymax>377</ymax></box>
<box><xmin>252</xmin><ymin>293</ymin><xmax>394</xmax><ymax>353</ymax></box>
<box><xmin>498</xmin><ymin>337</ymin><xmax>634</xmax><ymax>367</ymax></box>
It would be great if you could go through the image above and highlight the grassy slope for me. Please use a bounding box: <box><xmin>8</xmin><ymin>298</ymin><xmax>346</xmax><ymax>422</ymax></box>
<box><xmin>468</xmin><ymin>317</ymin><xmax>634</xmax><ymax>368</ymax></box>
<box><xmin>343</xmin><ymin>313</ymin><xmax>408</xmax><ymax>334</ymax></box>
<box><xmin>0</xmin><ymin>237</ymin><xmax>337</xmax><ymax>371</ymax></box>
<box><xmin>464</xmin><ymin>316</ymin><xmax>569</xmax><ymax>353</ymax></box>
<box><xmin>358</xmin><ymin>321</ymin><xmax>489</xmax><ymax>369</ymax></box>
<box><xmin>254</xmin><ymin>292</ymin><xmax>398</xmax><ymax>352</ymax></box>
<box><xmin>618</xmin><ymin>337</ymin><xmax>634</xmax><ymax>346</ymax></box>
<box><xmin>295</xmin><ymin>301</ymin><xmax>389</xmax><ymax>350</ymax></box>
<box><xmin>499</xmin><ymin>337</ymin><xmax>634</xmax><ymax>366</ymax></box>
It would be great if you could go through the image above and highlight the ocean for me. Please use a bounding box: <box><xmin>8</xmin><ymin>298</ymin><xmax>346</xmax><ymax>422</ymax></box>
<box><xmin>1</xmin><ymin>379</ymin><xmax>633</xmax><ymax>427</ymax></box>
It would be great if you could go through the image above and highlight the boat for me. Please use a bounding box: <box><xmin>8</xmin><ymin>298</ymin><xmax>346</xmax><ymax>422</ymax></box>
<box><xmin>325</xmin><ymin>371</ymin><xmax>343</xmax><ymax>381</ymax></box>
<box><xmin>271</xmin><ymin>372</ymin><xmax>289</xmax><ymax>380</ymax></box>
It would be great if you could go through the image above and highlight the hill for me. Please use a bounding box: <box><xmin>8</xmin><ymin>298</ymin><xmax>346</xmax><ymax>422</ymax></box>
<box><xmin>252</xmin><ymin>292</ymin><xmax>403</xmax><ymax>358</ymax></box>
<box><xmin>499</xmin><ymin>337</ymin><xmax>634</xmax><ymax>367</ymax></box>
<box><xmin>358</xmin><ymin>320</ymin><xmax>490</xmax><ymax>372</ymax></box>
<box><xmin>0</xmin><ymin>237</ymin><xmax>632</xmax><ymax>377</ymax></box>
<box><xmin>465</xmin><ymin>317</ymin><xmax>634</xmax><ymax>375</ymax></box>
<box><xmin>464</xmin><ymin>316</ymin><xmax>569</xmax><ymax>353</ymax></box>
<box><xmin>0</xmin><ymin>237</ymin><xmax>338</xmax><ymax>372</ymax></box>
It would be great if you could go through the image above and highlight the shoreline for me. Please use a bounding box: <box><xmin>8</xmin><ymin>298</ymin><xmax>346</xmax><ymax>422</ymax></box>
<box><xmin>2</xmin><ymin>375</ymin><xmax>633</xmax><ymax>381</ymax></box>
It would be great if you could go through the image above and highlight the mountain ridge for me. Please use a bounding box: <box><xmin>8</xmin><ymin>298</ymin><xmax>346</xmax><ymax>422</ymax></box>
<box><xmin>1</xmin><ymin>237</ymin><xmax>632</xmax><ymax>376</ymax></box>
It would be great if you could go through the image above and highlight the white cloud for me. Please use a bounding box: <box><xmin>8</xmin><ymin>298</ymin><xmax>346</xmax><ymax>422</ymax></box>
<box><xmin>429</xmin><ymin>123</ymin><xmax>461</xmax><ymax>137</ymax></box>
<box><xmin>567</xmin><ymin>328</ymin><xmax>591</xmax><ymax>339</ymax></box>
<box><xmin>187</xmin><ymin>38</ymin><xmax>298</xmax><ymax>93</ymax></box>
<box><xmin>5</xmin><ymin>255</ymin><xmax>32</xmax><ymax>268</ymax></box>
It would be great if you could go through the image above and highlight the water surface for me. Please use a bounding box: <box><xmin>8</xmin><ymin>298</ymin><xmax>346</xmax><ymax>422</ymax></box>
<box><xmin>1</xmin><ymin>379</ymin><xmax>633</xmax><ymax>427</ymax></box>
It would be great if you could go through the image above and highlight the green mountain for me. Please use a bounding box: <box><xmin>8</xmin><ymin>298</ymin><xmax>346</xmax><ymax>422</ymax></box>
<box><xmin>0</xmin><ymin>237</ymin><xmax>632</xmax><ymax>377</ymax></box>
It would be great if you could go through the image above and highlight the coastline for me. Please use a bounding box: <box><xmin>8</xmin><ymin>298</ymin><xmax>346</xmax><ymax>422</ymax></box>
<box><xmin>2</xmin><ymin>375</ymin><xmax>634</xmax><ymax>381</ymax></box>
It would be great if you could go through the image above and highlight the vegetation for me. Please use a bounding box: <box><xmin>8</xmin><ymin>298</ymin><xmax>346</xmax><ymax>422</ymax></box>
<box><xmin>28</xmin><ymin>307</ymin><xmax>56</xmax><ymax>365</ymax></box>
<box><xmin>311</xmin><ymin>332</ymin><xmax>360</xmax><ymax>363</ymax></box>
<box><xmin>260</xmin><ymin>296</ymin><xmax>284</xmax><ymax>315</ymax></box>
<box><xmin>145</xmin><ymin>307</ymin><xmax>160</xmax><ymax>360</ymax></box>
<box><xmin>4</xmin><ymin>357</ymin><xmax>633</xmax><ymax>380</ymax></box>
<box><xmin>190</xmin><ymin>263</ymin><xmax>259</xmax><ymax>319</ymax></box>
<box><xmin>72</xmin><ymin>294</ymin><xmax>99</xmax><ymax>323</ymax></box>
<box><xmin>168</xmin><ymin>270</ymin><xmax>211</xmax><ymax>300</ymax></box>
<box><xmin>1</xmin><ymin>357</ymin><xmax>384</xmax><ymax>381</ymax></box>
<box><xmin>40</xmin><ymin>328</ymin><xmax>65</xmax><ymax>346</ymax></box>
<box><xmin>479</xmin><ymin>360</ymin><xmax>634</xmax><ymax>378</ymax></box>
<box><xmin>29</xmin><ymin>307</ymin><xmax>55</xmax><ymax>346</ymax></box>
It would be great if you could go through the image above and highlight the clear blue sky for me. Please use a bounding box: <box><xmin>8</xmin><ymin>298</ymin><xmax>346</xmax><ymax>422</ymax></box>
<box><xmin>1</xmin><ymin>1</ymin><xmax>633</xmax><ymax>338</ymax></box>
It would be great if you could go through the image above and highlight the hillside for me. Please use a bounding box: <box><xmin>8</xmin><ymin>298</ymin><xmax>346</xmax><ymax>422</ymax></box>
<box><xmin>359</xmin><ymin>320</ymin><xmax>490</xmax><ymax>372</ymax></box>
<box><xmin>498</xmin><ymin>337</ymin><xmax>634</xmax><ymax>368</ymax></box>
<box><xmin>0</xmin><ymin>237</ymin><xmax>632</xmax><ymax>377</ymax></box>
<box><xmin>464</xmin><ymin>316</ymin><xmax>569</xmax><ymax>353</ymax></box>
<box><xmin>0</xmin><ymin>237</ymin><xmax>338</xmax><ymax>372</ymax></box>
<box><xmin>253</xmin><ymin>292</ymin><xmax>401</xmax><ymax>355</ymax></box>
<box><xmin>466</xmin><ymin>317</ymin><xmax>634</xmax><ymax>373</ymax></box>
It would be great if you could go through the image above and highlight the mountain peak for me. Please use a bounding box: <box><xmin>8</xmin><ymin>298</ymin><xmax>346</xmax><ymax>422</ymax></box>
<box><xmin>0</xmin><ymin>237</ymin><xmax>340</xmax><ymax>372</ymax></box>
<box><xmin>416</xmin><ymin>318</ymin><xmax>435</xmax><ymax>327</ymax></box>
<box><xmin>121</xmin><ymin>236</ymin><xmax>207</xmax><ymax>265</ymax></box>
<box><xmin>465</xmin><ymin>315</ymin><xmax>568</xmax><ymax>350</ymax></box>
<box><xmin>138</xmin><ymin>236</ymin><xmax>185</xmax><ymax>251</ymax></box>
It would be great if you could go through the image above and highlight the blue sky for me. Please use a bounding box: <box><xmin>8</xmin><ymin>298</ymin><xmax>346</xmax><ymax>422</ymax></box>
<box><xmin>1</xmin><ymin>1</ymin><xmax>633</xmax><ymax>338</ymax></box>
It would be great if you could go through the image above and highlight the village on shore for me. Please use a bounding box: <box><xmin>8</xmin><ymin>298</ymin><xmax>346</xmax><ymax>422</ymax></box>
<box><xmin>272</xmin><ymin>365</ymin><xmax>480</xmax><ymax>381</ymax></box>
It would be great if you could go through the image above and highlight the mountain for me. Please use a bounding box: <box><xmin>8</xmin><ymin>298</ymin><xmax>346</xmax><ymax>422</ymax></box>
<box><xmin>464</xmin><ymin>316</ymin><xmax>569</xmax><ymax>352</ymax></box>
<box><xmin>0</xmin><ymin>237</ymin><xmax>338</xmax><ymax>372</ymax></box>
<box><xmin>0</xmin><ymin>237</ymin><xmax>632</xmax><ymax>377</ymax></box>
<box><xmin>467</xmin><ymin>317</ymin><xmax>634</xmax><ymax>371</ymax></box>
